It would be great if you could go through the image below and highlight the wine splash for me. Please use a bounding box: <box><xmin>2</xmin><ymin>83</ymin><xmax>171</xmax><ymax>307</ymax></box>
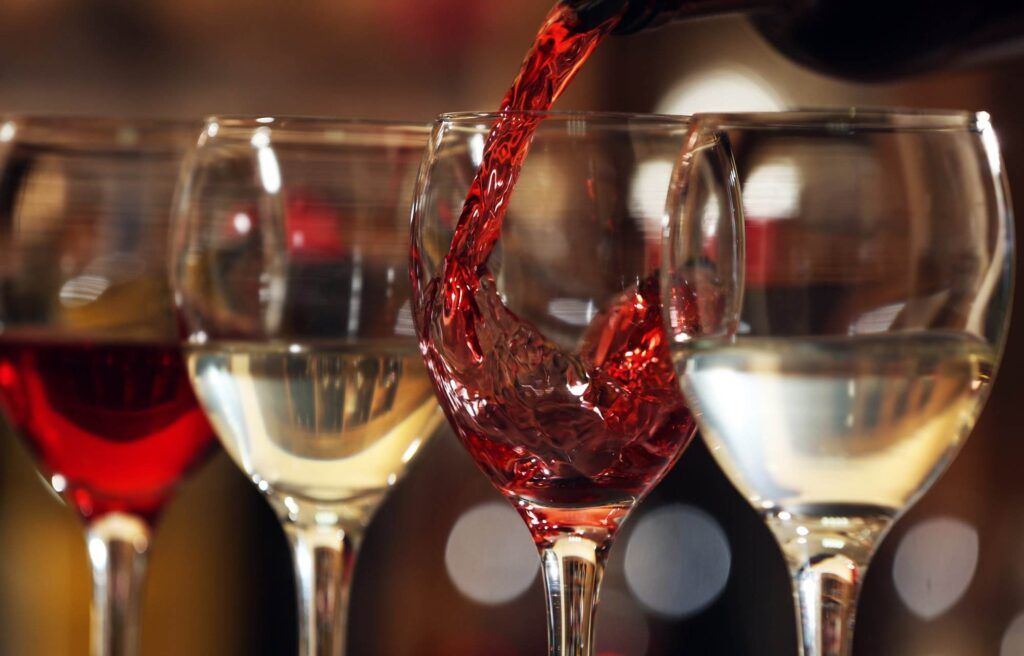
<box><xmin>443</xmin><ymin>2</ymin><xmax>616</xmax><ymax>271</ymax></box>
<box><xmin>415</xmin><ymin>2</ymin><xmax>696</xmax><ymax>546</ymax></box>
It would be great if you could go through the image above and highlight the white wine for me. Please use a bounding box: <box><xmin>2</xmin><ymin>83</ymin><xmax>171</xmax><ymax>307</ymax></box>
<box><xmin>676</xmin><ymin>332</ymin><xmax>995</xmax><ymax>515</ymax></box>
<box><xmin>187</xmin><ymin>341</ymin><xmax>443</xmax><ymax>504</ymax></box>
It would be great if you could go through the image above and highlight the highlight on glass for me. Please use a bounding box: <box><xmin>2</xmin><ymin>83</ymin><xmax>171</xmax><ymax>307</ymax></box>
<box><xmin>171</xmin><ymin>116</ymin><xmax>441</xmax><ymax>656</ymax></box>
<box><xmin>0</xmin><ymin>116</ymin><xmax>217</xmax><ymax>656</ymax></box>
<box><xmin>663</xmin><ymin>109</ymin><xmax>1015</xmax><ymax>656</ymax></box>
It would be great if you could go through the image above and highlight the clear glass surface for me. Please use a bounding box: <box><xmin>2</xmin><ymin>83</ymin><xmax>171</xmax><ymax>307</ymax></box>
<box><xmin>411</xmin><ymin>111</ymin><xmax>697</xmax><ymax>656</ymax></box>
<box><xmin>0</xmin><ymin>116</ymin><xmax>216</xmax><ymax>656</ymax></box>
<box><xmin>171</xmin><ymin>116</ymin><xmax>439</xmax><ymax>656</ymax></box>
<box><xmin>663</xmin><ymin>109</ymin><xmax>1015</xmax><ymax>656</ymax></box>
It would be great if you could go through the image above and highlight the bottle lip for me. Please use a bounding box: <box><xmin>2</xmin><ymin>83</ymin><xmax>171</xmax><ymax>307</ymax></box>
<box><xmin>693</xmin><ymin>107</ymin><xmax>989</xmax><ymax>132</ymax></box>
<box><xmin>608</xmin><ymin>1</ymin><xmax>662</xmax><ymax>35</ymax></box>
<box><xmin>562</xmin><ymin>0</ymin><xmax>644</xmax><ymax>34</ymax></box>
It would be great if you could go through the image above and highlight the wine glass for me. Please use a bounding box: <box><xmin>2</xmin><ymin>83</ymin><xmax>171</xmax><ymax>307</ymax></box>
<box><xmin>0</xmin><ymin>116</ymin><xmax>216</xmax><ymax>656</ymax></box>
<box><xmin>411</xmin><ymin>111</ymin><xmax>697</xmax><ymax>655</ymax></box>
<box><xmin>663</xmin><ymin>109</ymin><xmax>1014</xmax><ymax>656</ymax></box>
<box><xmin>172</xmin><ymin>116</ymin><xmax>440</xmax><ymax>656</ymax></box>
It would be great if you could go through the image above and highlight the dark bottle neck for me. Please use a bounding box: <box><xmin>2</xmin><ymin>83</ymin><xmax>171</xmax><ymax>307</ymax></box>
<box><xmin>753</xmin><ymin>0</ymin><xmax>1024</xmax><ymax>79</ymax></box>
<box><xmin>566</xmin><ymin>0</ymin><xmax>1024</xmax><ymax>79</ymax></box>
<box><xmin>566</xmin><ymin>0</ymin><xmax>802</xmax><ymax>35</ymax></box>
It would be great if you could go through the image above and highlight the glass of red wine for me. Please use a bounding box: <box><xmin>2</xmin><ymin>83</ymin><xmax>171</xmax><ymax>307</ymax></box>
<box><xmin>411</xmin><ymin>110</ymin><xmax>697</xmax><ymax>656</ymax></box>
<box><xmin>663</xmin><ymin>110</ymin><xmax>1014</xmax><ymax>656</ymax></box>
<box><xmin>172</xmin><ymin>117</ymin><xmax>440</xmax><ymax>656</ymax></box>
<box><xmin>0</xmin><ymin>116</ymin><xmax>216</xmax><ymax>656</ymax></box>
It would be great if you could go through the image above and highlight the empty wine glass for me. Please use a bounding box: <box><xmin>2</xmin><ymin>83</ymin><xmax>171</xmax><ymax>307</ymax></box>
<box><xmin>172</xmin><ymin>117</ymin><xmax>440</xmax><ymax>656</ymax></box>
<box><xmin>0</xmin><ymin>116</ymin><xmax>216</xmax><ymax>656</ymax></box>
<box><xmin>411</xmin><ymin>111</ymin><xmax>697</xmax><ymax>655</ymax></box>
<box><xmin>663</xmin><ymin>109</ymin><xmax>1014</xmax><ymax>656</ymax></box>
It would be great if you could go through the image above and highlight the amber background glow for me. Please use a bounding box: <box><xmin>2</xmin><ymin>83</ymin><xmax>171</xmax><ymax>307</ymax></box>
<box><xmin>1</xmin><ymin>1</ymin><xmax>1023</xmax><ymax>654</ymax></box>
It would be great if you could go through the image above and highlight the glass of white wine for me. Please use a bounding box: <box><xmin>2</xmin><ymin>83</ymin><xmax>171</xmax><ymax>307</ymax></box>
<box><xmin>663</xmin><ymin>110</ymin><xmax>1014</xmax><ymax>656</ymax></box>
<box><xmin>171</xmin><ymin>117</ymin><xmax>440</xmax><ymax>656</ymax></box>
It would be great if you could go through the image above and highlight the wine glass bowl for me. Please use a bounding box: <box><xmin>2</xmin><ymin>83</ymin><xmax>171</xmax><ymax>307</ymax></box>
<box><xmin>173</xmin><ymin>116</ymin><xmax>438</xmax><ymax>656</ymax></box>
<box><xmin>664</xmin><ymin>109</ymin><xmax>1014</xmax><ymax>656</ymax></box>
<box><xmin>412</xmin><ymin>111</ymin><xmax>696</xmax><ymax>655</ymax></box>
<box><xmin>0</xmin><ymin>116</ymin><xmax>216</xmax><ymax>656</ymax></box>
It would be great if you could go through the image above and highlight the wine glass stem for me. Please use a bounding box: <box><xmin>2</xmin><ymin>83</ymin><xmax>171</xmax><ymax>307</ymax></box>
<box><xmin>789</xmin><ymin>548</ymin><xmax>865</xmax><ymax>656</ymax></box>
<box><xmin>539</xmin><ymin>536</ymin><xmax>608</xmax><ymax>656</ymax></box>
<box><xmin>769</xmin><ymin>513</ymin><xmax>890</xmax><ymax>656</ymax></box>
<box><xmin>86</xmin><ymin>513</ymin><xmax>152</xmax><ymax>656</ymax></box>
<box><xmin>284</xmin><ymin>521</ymin><xmax>362</xmax><ymax>656</ymax></box>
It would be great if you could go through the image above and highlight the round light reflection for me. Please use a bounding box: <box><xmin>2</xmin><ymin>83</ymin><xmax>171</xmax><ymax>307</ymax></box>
<box><xmin>629</xmin><ymin>158</ymin><xmax>675</xmax><ymax>237</ymax></box>
<box><xmin>656</xmin><ymin>67</ymin><xmax>784</xmax><ymax>116</ymax></box>
<box><xmin>892</xmin><ymin>516</ymin><xmax>979</xmax><ymax>620</ymax></box>
<box><xmin>624</xmin><ymin>504</ymin><xmax>731</xmax><ymax>618</ymax></box>
<box><xmin>743</xmin><ymin>157</ymin><xmax>802</xmax><ymax>221</ymax></box>
<box><xmin>1001</xmin><ymin>611</ymin><xmax>1024</xmax><ymax>656</ymax></box>
<box><xmin>445</xmin><ymin>501</ymin><xmax>539</xmax><ymax>605</ymax></box>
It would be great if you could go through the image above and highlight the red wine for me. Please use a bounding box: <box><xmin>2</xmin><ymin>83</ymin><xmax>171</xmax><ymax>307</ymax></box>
<box><xmin>415</xmin><ymin>3</ymin><xmax>696</xmax><ymax>545</ymax></box>
<box><xmin>442</xmin><ymin>3</ymin><xmax>615</xmax><ymax>272</ymax></box>
<box><xmin>0</xmin><ymin>341</ymin><xmax>215</xmax><ymax>523</ymax></box>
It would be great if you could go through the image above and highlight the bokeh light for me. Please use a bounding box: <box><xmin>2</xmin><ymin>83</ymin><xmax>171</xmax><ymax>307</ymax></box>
<box><xmin>444</xmin><ymin>501</ymin><xmax>539</xmax><ymax>605</ymax></box>
<box><xmin>892</xmin><ymin>517</ymin><xmax>979</xmax><ymax>620</ymax></box>
<box><xmin>629</xmin><ymin>158</ymin><xmax>676</xmax><ymax>238</ymax></box>
<box><xmin>1001</xmin><ymin>611</ymin><xmax>1024</xmax><ymax>656</ymax></box>
<box><xmin>624</xmin><ymin>504</ymin><xmax>731</xmax><ymax>618</ymax></box>
<box><xmin>656</xmin><ymin>67</ymin><xmax>785</xmax><ymax>116</ymax></box>
<box><xmin>742</xmin><ymin>157</ymin><xmax>802</xmax><ymax>221</ymax></box>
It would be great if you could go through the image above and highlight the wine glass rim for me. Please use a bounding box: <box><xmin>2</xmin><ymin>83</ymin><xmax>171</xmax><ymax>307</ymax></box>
<box><xmin>438</xmin><ymin>110</ymin><xmax>691</xmax><ymax>125</ymax></box>
<box><xmin>200</xmin><ymin>116</ymin><xmax>432</xmax><ymax>149</ymax></box>
<box><xmin>205</xmin><ymin>115</ymin><xmax>431</xmax><ymax>133</ymax></box>
<box><xmin>692</xmin><ymin>107</ymin><xmax>987</xmax><ymax>132</ymax></box>
<box><xmin>0</xmin><ymin>115</ymin><xmax>200</xmax><ymax>149</ymax></box>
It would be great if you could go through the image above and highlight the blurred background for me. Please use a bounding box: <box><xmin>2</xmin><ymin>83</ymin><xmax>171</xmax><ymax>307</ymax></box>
<box><xmin>0</xmin><ymin>1</ymin><xmax>1023</xmax><ymax>654</ymax></box>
